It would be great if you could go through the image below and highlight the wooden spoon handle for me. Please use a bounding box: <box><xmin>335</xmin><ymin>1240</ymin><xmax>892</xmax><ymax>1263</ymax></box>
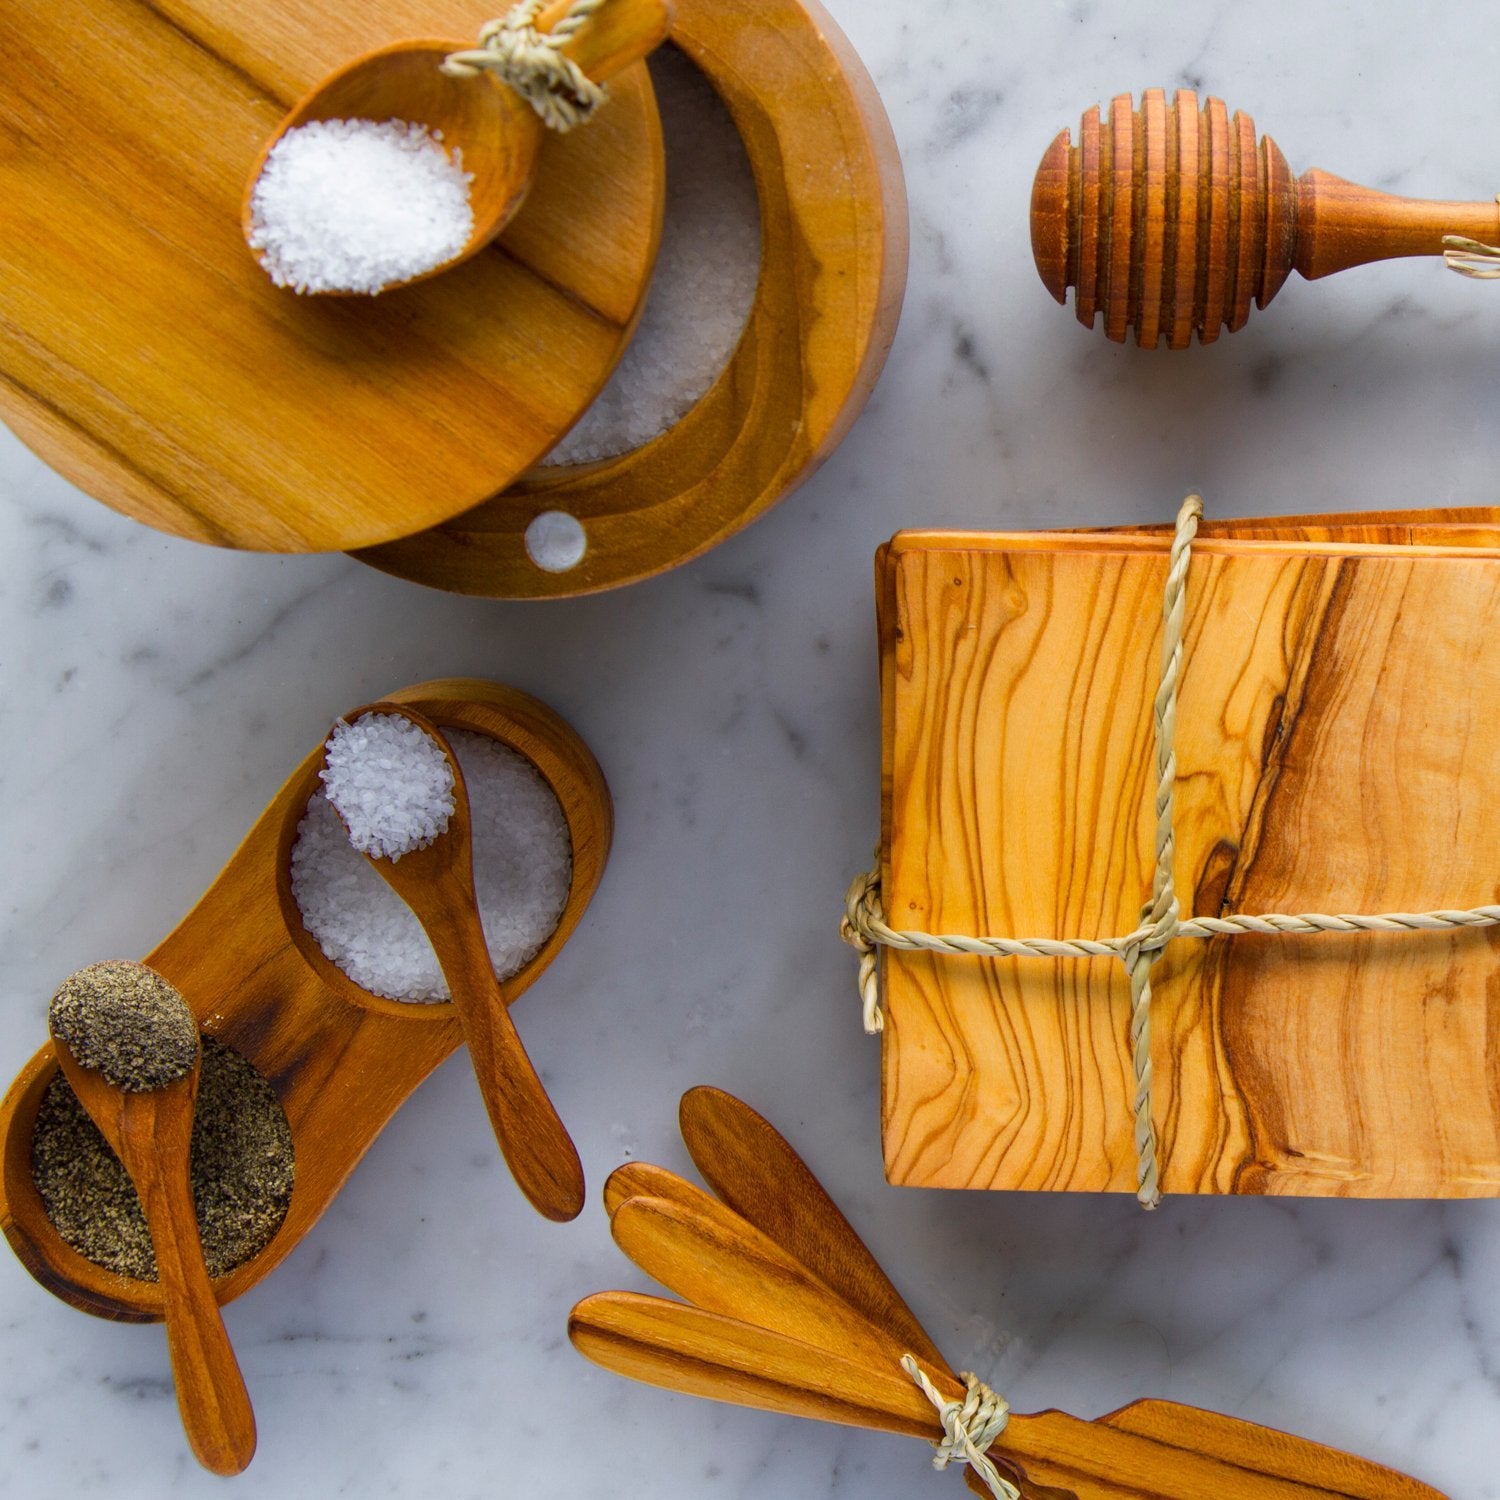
<box><xmin>139</xmin><ymin>1156</ymin><xmax>257</xmax><ymax>1476</ymax></box>
<box><xmin>449</xmin><ymin>944</ymin><xmax>585</xmax><ymax>1221</ymax></box>
<box><xmin>988</xmin><ymin>1408</ymin><xmax>1448</xmax><ymax>1500</ymax></box>
<box><xmin>545</xmin><ymin>0</ymin><xmax>672</xmax><ymax>84</ymax></box>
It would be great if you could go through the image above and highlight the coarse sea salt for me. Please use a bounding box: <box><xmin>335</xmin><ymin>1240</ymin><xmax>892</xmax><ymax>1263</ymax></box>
<box><xmin>291</xmin><ymin>730</ymin><xmax>572</xmax><ymax>1001</ymax></box>
<box><xmin>247</xmin><ymin>118</ymin><xmax>474</xmax><ymax>295</ymax></box>
<box><xmin>544</xmin><ymin>48</ymin><xmax>761</xmax><ymax>465</ymax></box>
<box><xmin>321</xmin><ymin>713</ymin><xmax>456</xmax><ymax>860</ymax></box>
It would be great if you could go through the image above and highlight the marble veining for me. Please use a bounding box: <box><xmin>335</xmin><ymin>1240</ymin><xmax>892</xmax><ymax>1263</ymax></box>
<box><xmin>3</xmin><ymin>1</ymin><xmax>1499</xmax><ymax>1496</ymax></box>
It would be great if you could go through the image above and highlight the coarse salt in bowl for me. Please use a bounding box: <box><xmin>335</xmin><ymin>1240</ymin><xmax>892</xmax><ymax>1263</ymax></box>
<box><xmin>292</xmin><ymin>730</ymin><xmax>572</xmax><ymax>1001</ymax></box>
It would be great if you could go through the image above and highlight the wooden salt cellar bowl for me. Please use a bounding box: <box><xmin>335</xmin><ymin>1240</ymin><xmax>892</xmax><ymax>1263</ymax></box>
<box><xmin>0</xmin><ymin>679</ymin><xmax>612</xmax><ymax>1320</ymax></box>
<box><xmin>0</xmin><ymin>0</ymin><xmax>664</xmax><ymax>551</ymax></box>
<box><xmin>351</xmin><ymin>0</ymin><xmax>910</xmax><ymax>597</ymax></box>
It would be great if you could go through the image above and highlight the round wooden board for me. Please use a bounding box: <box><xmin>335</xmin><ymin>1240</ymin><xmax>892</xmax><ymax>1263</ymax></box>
<box><xmin>0</xmin><ymin>0</ymin><xmax>664</xmax><ymax>552</ymax></box>
<box><xmin>350</xmin><ymin>0</ymin><xmax>909</xmax><ymax>597</ymax></box>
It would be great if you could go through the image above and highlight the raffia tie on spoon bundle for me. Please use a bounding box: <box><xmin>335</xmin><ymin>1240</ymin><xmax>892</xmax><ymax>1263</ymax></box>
<box><xmin>569</xmin><ymin>1086</ymin><xmax>1447</xmax><ymax>1499</ymax></box>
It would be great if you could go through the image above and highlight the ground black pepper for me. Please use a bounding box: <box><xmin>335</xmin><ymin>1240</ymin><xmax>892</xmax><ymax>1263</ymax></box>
<box><xmin>31</xmin><ymin>1036</ymin><xmax>295</xmax><ymax>1281</ymax></box>
<box><xmin>47</xmin><ymin>960</ymin><xmax>200</xmax><ymax>1091</ymax></box>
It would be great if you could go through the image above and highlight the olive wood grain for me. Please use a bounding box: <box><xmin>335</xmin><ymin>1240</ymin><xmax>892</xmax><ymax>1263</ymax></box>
<box><xmin>0</xmin><ymin>0</ymin><xmax>664</xmax><ymax>551</ymax></box>
<box><xmin>1033</xmin><ymin>88</ymin><xmax>1500</xmax><ymax>346</ymax></box>
<box><xmin>337</xmin><ymin>703</ymin><xmax>584</xmax><ymax>1221</ymax></box>
<box><xmin>243</xmin><ymin>0</ymin><xmax>673</xmax><ymax>293</ymax></box>
<box><xmin>575</xmin><ymin>1093</ymin><xmax>1445</xmax><ymax>1497</ymax></box>
<box><xmin>877</xmin><ymin>529</ymin><xmax>1500</xmax><ymax>1198</ymax></box>
<box><xmin>0</xmin><ymin>680</ymin><xmax>611</xmax><ymax>1321</ymax></box>
<box><xmin>50</xmin><ymin>1039</ymin><xmax>256</xmax><ymax>1475</ymax></box>
<box><xmin>352</xmin><ymin>0</ymin><xmax>909</xmax><ymax>597</ymax></box>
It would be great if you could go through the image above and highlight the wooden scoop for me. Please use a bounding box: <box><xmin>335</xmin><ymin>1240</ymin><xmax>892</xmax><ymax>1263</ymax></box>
<box><xmin>242</xmin><ymin>0</ymin><xmax>671</xmax><ymax>293</ymax></box>
<box><xmin>570</xmin><ymin>1088</ymin><xmax>1448</xmax><ymax>1499</ymax></box>
<box><xmin>48</xmin><ymin>977</ymin><xmax>256</xmax><ymax>1476</ymax></box>
<box><xmin>1031</xmin><ymin>87</ymin><xmax>1500</xmax><ymax>347</ymax></box>
<box><xmin>325</xmin><ymin>704</ymin><xmax>585</xmax><ymax>1222</ymax></box>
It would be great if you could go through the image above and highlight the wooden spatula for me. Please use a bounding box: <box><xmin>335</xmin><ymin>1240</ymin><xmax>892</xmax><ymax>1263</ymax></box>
<box><xmin>570</xmin><ymin>1087</ymin><xmax>1448</xmax><ymax>1499</ymax></box>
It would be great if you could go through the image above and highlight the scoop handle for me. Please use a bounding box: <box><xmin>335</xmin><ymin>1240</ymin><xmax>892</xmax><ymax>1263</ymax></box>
<box><xmin>422</xmin><ymin>893</ymin><xmax>586</xmax><ymax>1222</ymax></box>
<box><xmin>140</xmin><ymin>1133</ymin><xmax>258</xmax><ymax>1477</ymax></box>
<box><xmin>547</xmin><ymin>0</ymin><xmax>673</xmax><ymax>83</ymax></box>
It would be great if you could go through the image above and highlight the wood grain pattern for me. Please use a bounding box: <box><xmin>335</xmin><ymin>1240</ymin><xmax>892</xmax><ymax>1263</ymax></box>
<box><xmin>1031</xmin><ymin>89</ymin><xmax>1500</xmax><ymax>345</ymax></box>
<box><xmin>0</xmin><ymin>680</ymin><xmax>611</xmax><ymax>1320</ymax></box>
<box><xmin>879</xmin><ymin>532</ymin><xmax>1500</xmax><ymax>1196</ymax></box>
<box><xmin>0</xmin><ymin>0</ymin><xmax>664</xmax><ymax>550</ymax></box>
<box><xmin>351</xmin><ymin>0</ymin><xmax>909</xmax><ymax>597</ymax></box>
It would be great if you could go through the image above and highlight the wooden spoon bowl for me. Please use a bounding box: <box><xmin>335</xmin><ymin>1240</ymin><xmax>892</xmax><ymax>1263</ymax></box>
<box><xmin>242</xmin><ymin>1</ymin><xmax>672</xmax><ymax>294</ymax></box>
<box><xmin>0</xmin><ymin>679</ymin><xmax>611</xmax><ymax>1322</ymax></box>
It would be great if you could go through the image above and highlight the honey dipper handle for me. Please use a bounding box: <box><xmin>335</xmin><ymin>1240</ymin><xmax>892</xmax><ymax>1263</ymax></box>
<box><xmin>1295</xmin><ymin>170</ymin><xmax>1500</xmax><ymax>280</ymax></box>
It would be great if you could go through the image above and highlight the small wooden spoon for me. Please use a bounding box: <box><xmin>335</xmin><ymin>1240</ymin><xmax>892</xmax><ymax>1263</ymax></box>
<box><xmin>242</xmin><ymin>0</ymin><xmax>672</xmax><ymax>293</ymax></box>
<box><xmin>48</xmin><ymin>976</ymin><xmax>256</xmax><ymax>1476</ymax></box>
<box><xmin>325</xmin><ymin>704</ymin><xmax>585</xmax><ymax>1222</ymax></box>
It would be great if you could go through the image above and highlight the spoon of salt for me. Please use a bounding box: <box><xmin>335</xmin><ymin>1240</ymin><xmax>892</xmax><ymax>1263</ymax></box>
<box><xmin>242</xmin><ymin>0</ymin><xmax>672</xmax><ymax>295</ymax></box>
<box><xmin>47</xmin><ymin>962</ymin><xmax>257</xmax><ymax>1476</ymax></box>
<box><xmin>320</xmin><ymin>705</ymin><xmax>586</xmax><ymax>1221</ymax></box>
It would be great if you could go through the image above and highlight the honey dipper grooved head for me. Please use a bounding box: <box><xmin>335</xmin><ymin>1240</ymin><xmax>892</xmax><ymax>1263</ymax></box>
<box><xmin>1031</xmin><ymin>89</ymin><xmax>1296</xmax><ymax>348</ymax></box>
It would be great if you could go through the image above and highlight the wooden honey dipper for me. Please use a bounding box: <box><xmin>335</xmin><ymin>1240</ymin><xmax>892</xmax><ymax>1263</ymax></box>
<box><xmin>1031</xmin><ymin>87</ymin><xmax>1500</xmax><ymax>346</ymax></box>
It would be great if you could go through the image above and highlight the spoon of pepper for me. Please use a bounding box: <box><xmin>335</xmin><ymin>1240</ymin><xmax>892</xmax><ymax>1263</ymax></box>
<box><xmin>242</xmin><ymin>0</ymin><xmax>672</xmax><ymax>294</ymax></box>
<box><xmin>47</xmin><ymin>962</ymin><xmax>256</xmax><ymax>1476</ymax></box>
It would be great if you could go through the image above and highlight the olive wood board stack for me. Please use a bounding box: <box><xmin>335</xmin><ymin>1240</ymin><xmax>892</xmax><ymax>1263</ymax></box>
<box><xmin>0</xmin><ymin>679</ymin><xmax>611</xmax><ymax>1319</ymax></box>
<box><xmin>877</xmin><ymin>514</ymin><xmax>1500</xmax><ymax>1197</ymax></box>
<box><xmin>0</xmin><ymin>0</ymin><xmax>663</xmax><ymax>552</ymax></box>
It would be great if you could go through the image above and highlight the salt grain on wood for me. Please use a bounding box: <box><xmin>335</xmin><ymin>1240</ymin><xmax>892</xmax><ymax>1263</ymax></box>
<box><xmin>247</xmin><ymin>119</ymin><xmax>474</xmax><ymax>295</ymax></box>
<box><xmin>320</xmin><ymin>713</ymin><xmax>457</xmax><ymax>860</ymax></box>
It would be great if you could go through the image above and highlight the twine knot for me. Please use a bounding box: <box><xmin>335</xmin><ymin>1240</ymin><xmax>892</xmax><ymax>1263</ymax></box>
<box><xmin>1442</xmin><ymin>196</ymin><xmax>1500</xmax><ymax>278</ymax></box>
<box><xmin>902</xmin><ymin>1356</ymin><xmax>1019</xmax><ymax>1500</ymax></box>
<box><xmin>442</xmin><ymin>0</ymin><xmax>609</xmax><ymax>133</ymax></box>
<box><xmin>841</xmin><ymin>859</ymin><xmax>885</xmax><ymax>1034</ymax></box>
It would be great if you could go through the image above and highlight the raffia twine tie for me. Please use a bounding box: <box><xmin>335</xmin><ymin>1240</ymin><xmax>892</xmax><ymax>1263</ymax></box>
<box><xmin>1443</xmin><ymin>195</ymin><xmax>1500</xmax><ymax>277</ymax></box>
<box><xmin>902</xmin><ymin>1356</ymin><xmax>1018</xmax><ymax>1500</ymax></box>
<box><xmin>842</xmin><ymin>494</ymin><xmax>1500</xmax><ymax>1209</ymax></box>
<box><xmin>442</xmin><ymin>0</ymin><xmax>609</xmax><ymax>133</ymax></box>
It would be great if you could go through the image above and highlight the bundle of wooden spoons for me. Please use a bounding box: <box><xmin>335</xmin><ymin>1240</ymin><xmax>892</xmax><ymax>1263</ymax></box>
<box><xmin>1031</xmin><ymin>88</ymin><xmax>1500</xmax><ymax>346</ymax></box>
<box><xmin>319</xmin><ymin>704</ymin><xmax>584</xmax><ymax>1221</ymax></box>
<box><xmin>570</xmin><ymin>1087</ymin><xmax>1446</xmax><ymax>1498</ymax></box>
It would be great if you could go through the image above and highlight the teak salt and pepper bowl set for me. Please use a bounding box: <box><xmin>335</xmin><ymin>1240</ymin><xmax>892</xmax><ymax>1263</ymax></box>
<box><xmin>0</xmin><ymin>0</ymin><xmax>906</xmax><ymax>594</ymax></box>
<box><xmin>1031</xmin><ymin>87</ymin><xmax>1500</xmax><ymax>346</ymax></box>
<box><xmin>0</xmin><ymin>680</ymin><xmax>612</xmax><ymax>1330</ymax></box>
<box><xmin>570</xmin><ymin>1088</ymin><xmax>1444</xmax><ymax>1498</ymax></box>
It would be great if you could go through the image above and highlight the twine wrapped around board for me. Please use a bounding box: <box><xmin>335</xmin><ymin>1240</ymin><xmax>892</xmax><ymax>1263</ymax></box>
<box><xmin>443</xmin><ymin>0</ymin><xmax>609</xmax><ymax>132</ymax></box>
<box><xmin>842</xmin><ymin>495</ymin><xmax>1500</xmax><ymax>1208</ymax></box>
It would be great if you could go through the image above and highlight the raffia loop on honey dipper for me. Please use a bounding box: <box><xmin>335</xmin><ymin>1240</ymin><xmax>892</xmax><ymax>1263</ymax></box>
<box><xmin>1444</xmin><ymin>198</ymin><xmax>1500</xmax><ymax>278</ymax></box>
<box><xmin>442</xmin><ymin>0</ymin><xmax>609</xmax><ymax>133</ymax></box>
<box><xmin>842</xmin><ymin>494</ymin><xmax>1500</xmax><ymax>1209</ymax></box>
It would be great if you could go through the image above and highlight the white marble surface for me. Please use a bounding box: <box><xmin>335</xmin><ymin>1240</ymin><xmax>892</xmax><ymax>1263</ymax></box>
<box><xmin>3</xmin><ymin>1</ymin><xmax>1499</xmax><ymax>1495</ymax></box>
